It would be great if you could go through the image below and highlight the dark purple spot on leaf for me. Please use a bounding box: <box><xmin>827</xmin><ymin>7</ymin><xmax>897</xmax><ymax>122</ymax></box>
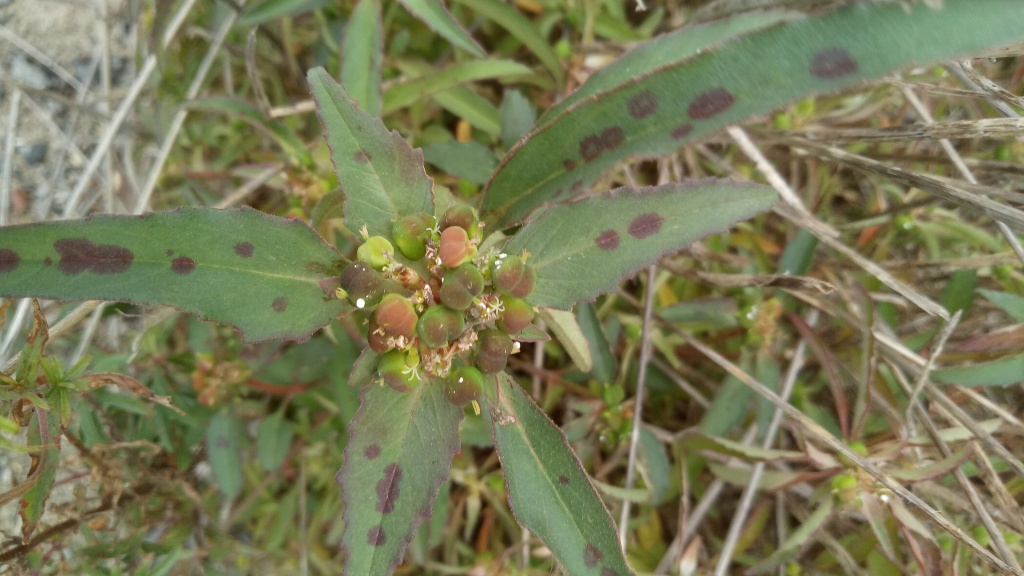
<box><xmin>54</xmin><ymin>238</ymin><xmax>133</xmax><ymax>276</ymax></box>
<box><xmin>558</xmin><ymin>475</ymin><xmax>570</xmax><ymax>485</ymax></box>
<box><xmin>234</xmin><ymin>242</ymin><xmax>254</xmax><ymax>258</ymax></box>
<box><xmin>601</xmin><ymin>127</ymin><xmax>624</xmax><ymax>151</ymax></box>
<box><xmin>628</xmin><ymin>213</ymin><xmax>663</xmax><ymax>239</ymax></box>
<box><xmin>551</xmin><ymin>188</ymin><xmax>565</xmax><ymax>199</ymax></box>
<box><xmin>0</xmin><ymin>249</ymin><xmax>20</xmax><ymax>273</ymax></box>
<box><xmin>165</xmin><ymin>249</ymin><xmax>174</xmax><ymax>257</ymax></box>
<box><xmin>43</xmin><ymin>257</ymin><xmax>52</xmax><ymax>266</ymax></box>
<box><xmin>375</xmin><ymin>463</ymin><xmax>403</xmax><ymax>514</ymax></box>
<box><xmin>364</xmin><ymin>444</ymin><xmax>381</xmax><ymax>460</ymax></box>
<box><xmin>569</xmin><ymin>180</ymin><xmax>584</xmax><ymax>195</ymax></box>
<box><xmin>272</xmin><ymin>297</ymin><xmax>288</xmax><ymax>313</ymax></box>
<box><xmin>688</xmin><ymin>88</ymin><xmax>734</xmax><ymax>120</ymax></box>
<box><xmin>671</xmin><ymin>123</ymin><xmax>693</xmax><ymax>140</ymax></box>
<box><xmin>810</xmin><ymin>47</ymin><xmax>858</xmax><ymax>79</ymax></box>
<box><xmin>602</xmin><ymin>569</ymin><xmax>619</xmax><ymax>576</ymax></box>
<box><xmin>579</xmin><ymin>134</ymin><xmax>604</xmax><ymax>162</ymax></box>
<box><xmin>354</xmin><ymin>150</ymin><xmax>371</xmax><ymax>164</ymax></box>
<box><xmin>627</xmin><ymin>90</ymin><xmax>657</xmax><ymax>119</ymax></box>
<box><xmin>583</xmin><ymin>544</ymin><xmax>603</xmax><ymax>568</ymax></box>
<box><xmin>171</xmin><ymin>256</ymin><xmax>196</xmax><ymax>275</ymax></box>
<box><xmin>595</xmin><ymin>230</ymin><xmax>619</xmax><ymax>251</ymax></box>
<box><xmin>367</xmin><ymin>525</ymin><xmax>386</xmax><ymax>546</ymax></box>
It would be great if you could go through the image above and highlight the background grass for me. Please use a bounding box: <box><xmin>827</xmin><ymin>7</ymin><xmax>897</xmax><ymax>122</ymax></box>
<box><xmin>2</xmin><ymin>0</ymin><xmax>1024</xmax><ymax>574</ymax></box>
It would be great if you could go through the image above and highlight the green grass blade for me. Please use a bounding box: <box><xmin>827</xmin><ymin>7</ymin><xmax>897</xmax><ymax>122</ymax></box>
<box><xmin>481</xmin><ymin>0</ymin><xmax>1024</xmax><ymax>228</ymax></box>
<box><xmin>432</xmin><ymin>86</ymin><xmax>501</xmax><ymax>136</ymax></box>
<box><xmin>504</xmin><ymin>181</ymin><xmax>777</xmax><ymax>309</ymax></box>
<box><xmin>338</xmin><ymin>381</ymin><xmax>462</xmax><ymax>575</ymax></box>
<box><xmin>933</xmin><ymin>355</ymin><xmax>1024</xmax><ymax>387</ymax></box>
<box><xmin>238</xmin><ymin>0</ymin><xmax>333</xmax><ymax>26</ymax></box>
<box><xmin>341</xmin><ymin>0</ymin><xmax>384</xmax><ymax>116</ymax></box>
<box><xmin>398</xmin><ymin>0</ymin><xmax>485</xmax><ymax>57</ymax></box>
<box><xmin>0</xmin><ymin>208</ymin><xmax>348</xmax><ymax>342</ymax></box>
<box><xmin>491</xmin><ymin>372</ymin><xmax>635</xmax><ymax>575</ymax></box>
<box><xmin>382</xmin><ymin>60</ymin><xmax>533</xmax><ymax>114</ymax></box>
<box><xmin>451</xmin><ymin>0</ymin><xmax>564</xmax><ymax>85</ymax></box>
<box><xmin>308</xmin><ymin>67</ymin><xmax>435</xmax><ymax>238</ymax></box>
<box><xmin>184</xmin><ymin>97</ymin><xmax>312</xmax><ymax>166</ymax></box>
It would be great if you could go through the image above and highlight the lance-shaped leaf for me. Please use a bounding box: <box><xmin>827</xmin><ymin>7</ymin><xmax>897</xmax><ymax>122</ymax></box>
<box><xmin>490</xmin><ymin>372</ymin><xmax>635</xmax><ymax>575</ymax></box>
<box><xmin>503</xmin><ymin>181</ymin><xmax>777</xmax><ymax>310</ymax></box>
<box><xmin>341</xmin><ymin>0</ymin><xmax>384</xmax><ymax>117</ymax></box>
<box><xmin>20</xmin><ymin>406</ymin><xmax>61</xmax><ymax>540</ymax></box>
<box><xmin>0</xmin><ymin>207</ymin><xmax>348</xmax><ymax>342</ymax></box>
<box><xmin>398</xmin><ymin>0</ymin><xmax>485</xmax><ymax>58</ymax></box>
<box><xmin>481</xmin><ymin>0</ymin><xmax>1024</xmax><ymax>228</ymax></box>
<box><xmin>308</xmin><ymin>67</ymin><xmax>435</xmax><ymax>238</ymax></box>
<box><xmin>338</xmin><ymin>381</ymin><xmax>462</xmax><ymax>575</ymax></box>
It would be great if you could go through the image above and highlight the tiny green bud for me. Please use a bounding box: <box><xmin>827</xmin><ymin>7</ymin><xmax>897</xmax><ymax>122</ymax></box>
<box><xmin>497</xmin><ymin>295</ymin><xmax>535</xmax><ymax>334</ymax></box>
<box><xmin>392</xmin><ymin>213</ymin><xmax>433</xmax><ymax>260</ymax></box>
<box><xmin>438</xmin><ymin>226</ymin><xmax>474</xmax><ymax>268</ymax></box>
<box><xmin>357</xmin><ymin>235</ymin><xmax>395</xmax><ymax>269</ymax></box>
<box><xmin>445</xmin><ymin>365</ymin><xmax>485</xmax><ymax>407</ymax></box>
<box><xmin>491</xmin><ymin>255</ymin><xmax>535</xmax><ymax>299</ymax></box>
<box><xmin>439</xmin><ymin>263</ymin><xmax>485</xmax><ymax>311</ymax></box>
<box><xmin>476</xmin><ymin>329</ymin><xmax>513</xmax><ymax>373</ymax></box>
<box><xmin>339</xmin><ymin>261</ymin><xmax>384</xmax><ymax>308</ymax></box>
<box><xmin>374</xmin><ymin>294</ymin><xmax>418</xmax><ymax>339</ymax></box>
<box><xmin>417</xmin><ymin>305</ymin><xmax>465</xmax><ymax>349</ymax></box>
<box><xmin>378</xmin><ymin>350</ymin><xmax>421</xmax><ymax>392</ymax></box>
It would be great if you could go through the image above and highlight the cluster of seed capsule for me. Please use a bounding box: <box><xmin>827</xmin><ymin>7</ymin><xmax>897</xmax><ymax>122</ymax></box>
<box><xmin>337</xmin><ymin>205</ymin><xmax>537</xmax><ymax>407</ymax></box>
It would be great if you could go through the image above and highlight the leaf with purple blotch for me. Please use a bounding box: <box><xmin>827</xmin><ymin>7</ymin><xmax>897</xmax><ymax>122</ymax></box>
<box><xmin>503</xmin><ymin>181</ymin><xmax>777</xmax><ymax>310</ymax></box>
<box><xmin>338</xmin><ymin>381</ymin><xmax>462</xmax><ymax>575</ymax></box>
<box><xmin>482</xmin><ymin>0</ymin><xmax>1024</xmax><ymax>228</ymax></box>
<box><xmin>0</xmin><ymin>207</ymin><xmax>348</xmax><ymax>343</ymax></box>
<box><xmin>490</xmin><ymin>371</ymin><xmax>636</xmax><ymax>575</ymax></box>
<box><xmin>308</xmin><ymin>67</ymin><xmax>435</xmax><ymax>238</ymax></box>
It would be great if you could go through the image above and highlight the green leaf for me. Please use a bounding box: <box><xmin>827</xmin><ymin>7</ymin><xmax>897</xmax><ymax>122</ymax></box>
<box><xmin>238</xmin><ymin>0</ymin><xmax>333</xmax><ymax>26</ymax></box>
<box><xmin>16</xmin><ymin>300</ymin><xmax>48</xmax><ymax>387</ymax></box>
<box><xmin>575</xmin><ymin>302</ymin><xmax>617</xmax><ymax>384</ymax></box>
<box><xmin>397</xmin><ymin>0</ymin><xmax>485</xmax><ymax>57</ymax></box>
<box><xmin>678</xmin><ymin>431</ymin><xmax>804</xmax><ymax>463</ymax></box>
<box><xmin>539</xmin><ymin>308</ymin><xmax>593</xmax><ymax>374</ymax></box>
<box><xmin>308</xmin><ymin>67</ymin><xmax>435</xmax><ymax>238</ymax></box>
<box><xmin>481</xmin><ymin>0</ymin><xmax>1024</xmax><ymax>228</ymax></box>
<box><xmin>0</xmin><ymin>208</ymin><xmax>347</xmax><ymax>343</ymax></box>
<box><xmin>257</xmin><ymin>411</ymin><xmax>295</xmax><ymax>472</ymax></box>
<box><xmin>499</xmin><ymin>88</ymin><xmax>537</xmax><ymax>149</ymax></box>
<box><xmin>450</xmin><ymin>0</ymin><xmax>564</xmax><ymax>85</ymax></box>
<box><xmin>932</xmin><ymin>354</ymin><xmax>1024</xmax><ymax>387</ymax></box>
<box><xmin>19</xmin><ymin>407</ymin><xmax>61</xmax><ymax>540</ymax></box>
<box><xmin>504</xmin><ymin>182</ymin><xmax>777</xmax><ymax>309</ymax></box>
<box><xmin>638</xmin><ymin>427</ymin><xmax>672</xmax><ymax>505</ymax></box>
<box><xmin>338</xmin><ymin>381</ymin><xmax>462</xmax><ymax>575</ymax></box>
<box><xmin>184</xmin><ymin>97</ymin><xmax>312</xmax><ymax>166</ymax></box>
<box><xmin>341</xmin><ymin>0</ymin><xmax>384</xmax><ymax>117</ymax></box>
<box><xmin>207</xmin><ymin>410</ymin><xmax>244</xmax><ymax>499</ymax></box>
<box><xmin>382</xmin><ymin>60</ymin><xmax>533</xmax><ymax>114</ymax></box>
<box><xmin>978</xmin><ymin>289</ymin><xmax>1024</xmax><ymax>322</ymax></box>
<box><xmin>747</xmin><ymin>497</ymin><xmax>833</xmax><ymax>574</ymax></box>
<box><xmin>940</xmin><ymin>269</ymin><xmax>976</xmax><ymax>314</ymax></box>
<box><xmin>432</xmin><ymin>87</ymin><xmax>501</xmax><ymax>136</ymax></box>
<box><xmin>349</xmin><ymin>349</ymin><xmax>381</xmax><ymax>388</ymax></box>
<box><xmin>490</xmin><ymin>372</ymin><xmax>635</xmax><ymax>576</ymax></box>
<box><xmin>422</xmin><ymin>141</ymin><xmax>497</xmax><ymax>185</ymax></box>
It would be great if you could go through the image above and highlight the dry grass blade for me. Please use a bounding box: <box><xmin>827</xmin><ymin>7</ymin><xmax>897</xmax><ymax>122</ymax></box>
<box><xmin>766</xmin><ymin>117</ymin><xmax>1024</xmax><ymax>143</ymax></box>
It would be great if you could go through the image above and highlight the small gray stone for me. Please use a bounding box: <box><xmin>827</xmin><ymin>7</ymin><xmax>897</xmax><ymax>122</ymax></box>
<box><xmin>10</xmin><ymin>53</ymin><xmax>50</xmax><ymax>90</ymax></box>
<box><xmin>18</xmin><ymin>142</ymin><xmax>48</xmax><ymax>165</ymax></box>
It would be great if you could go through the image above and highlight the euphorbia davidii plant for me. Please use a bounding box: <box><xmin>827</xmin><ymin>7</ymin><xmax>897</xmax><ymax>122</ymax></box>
<box><xmin>2</xmin><ymin>1</ymin><xmax>1023</xmax><ymax>573</ymax></box>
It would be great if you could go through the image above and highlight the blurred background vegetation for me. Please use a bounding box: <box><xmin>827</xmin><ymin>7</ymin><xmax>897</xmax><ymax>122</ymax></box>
<box><xmin>1</xmin><ymin>0</ymin><xmax>1023</xmax><ymax>574</ymax></box>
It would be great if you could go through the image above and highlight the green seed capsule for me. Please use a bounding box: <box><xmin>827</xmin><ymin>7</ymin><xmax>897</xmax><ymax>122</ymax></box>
<box><xmin>374</xmin><ymin>294</ymin><xmax>418</xmax><ymax>339</ymax></box>
<box><xmin>497</xmin><ymin>295</ymin><xmax>535</xmax><ymax>334</ymax></box>
<box><xmin>439</xmin><ymin>263</ymin><xmax>485</xmax><ymax>311</ymax></box>
<box><xmin>392</xmin><ymin>213</ymin><xmax>433</xmax><ymax>260</ymax></box>
<box><xmin>367</xmin><ymin>317</ymin><xmax>391</xmax><ymax>353</ymax></box>
<box><xmin>357</xmin><ymin>236</ymin><xmax>395</xmax><ymax>269</ymax></box>
<box><xmin>378</xmin><ymin>350</ymin><xmax>421</xmax><ymax>392</ymax></box>
<box><xmin>491</xmin><ymin>255</ymin><xmax>535</xmax><ymax>299</ymax></box>
<box><xmin>445</xmin><ymin>366</ymin><xmax>485</xmax><ymax>406</ymax></box>
<box><xmin>476</xmin><ymin>329</ymin><xmax>513</xmax><ymax>373</ymax></box>
<box><xmin>339</xmin><ymin>261</ymin><xmax>384</xmax><ymax>308</ymax></box>
<box><xmin>417</xmin><ymin>305</ymin><xmax>465</xmax><ymax>349</ymax></box>
<box><xmin>441</xmin><ymin>204</ymin><xmax>477</xmax><ymax>233</ymax></box>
